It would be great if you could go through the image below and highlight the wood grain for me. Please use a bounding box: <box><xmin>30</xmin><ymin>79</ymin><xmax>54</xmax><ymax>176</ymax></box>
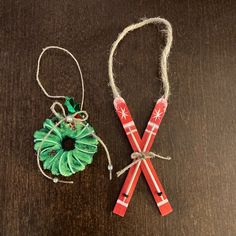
<box><xmin>0</xmin><ymin>0</ymin><xmax>235</xmax><ymax>235</ymax></box>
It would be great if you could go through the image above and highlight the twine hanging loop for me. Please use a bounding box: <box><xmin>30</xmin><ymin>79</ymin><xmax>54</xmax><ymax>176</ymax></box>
<box><xmin>108</xmin><ymin>17</ymin><xmax>173</xmax><ymax>100</ymax></box>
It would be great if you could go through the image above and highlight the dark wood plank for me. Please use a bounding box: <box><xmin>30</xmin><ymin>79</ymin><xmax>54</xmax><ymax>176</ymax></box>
<box><xmin>0</xmin><ymin>0</ymin><xmax>235</xmax><ymax>235</ymax></box>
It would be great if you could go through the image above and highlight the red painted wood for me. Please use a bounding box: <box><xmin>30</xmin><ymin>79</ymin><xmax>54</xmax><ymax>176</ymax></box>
<box><xmin>113</xmin><ymin>96</ymin><xmax>172</xmax><ymax>216</ymax></box>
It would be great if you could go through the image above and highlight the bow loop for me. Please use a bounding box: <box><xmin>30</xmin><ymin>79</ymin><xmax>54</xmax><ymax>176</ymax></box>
<box><xmin>50</xmin><ymin>101</ymin><xmax>88</xmax><ymax>125</ymax></box>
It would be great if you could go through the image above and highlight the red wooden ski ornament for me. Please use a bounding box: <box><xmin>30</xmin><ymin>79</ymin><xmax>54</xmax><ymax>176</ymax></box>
<box><xmin>113</xmin><ymin>96</ymin><xmax>172</xmax><ymax>217</ymax></box>
<box><xmin>108</xmin><ymin>17</ymin><xmax>174</xmax><ymax>217</ymax></box>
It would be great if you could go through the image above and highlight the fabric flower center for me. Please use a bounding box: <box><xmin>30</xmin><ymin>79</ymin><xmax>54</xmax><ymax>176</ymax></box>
<box><xmin>62</xmin><ymin>136</ymin><xmax>75</xmax><ymax>151</ymax></box>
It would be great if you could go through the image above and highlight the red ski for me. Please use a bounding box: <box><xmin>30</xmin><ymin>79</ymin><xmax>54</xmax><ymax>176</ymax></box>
<box><xmin>113</xmin><ymin>96</ymin><xmax>172</xmax><ymax>217</ymax></box>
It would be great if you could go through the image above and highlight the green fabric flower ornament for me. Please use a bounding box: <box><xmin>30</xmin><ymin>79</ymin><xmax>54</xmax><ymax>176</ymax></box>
<box><xmin>34</xmin><ymin>97</ymin><xmax>98</xmax><ymax>177</ymax></box>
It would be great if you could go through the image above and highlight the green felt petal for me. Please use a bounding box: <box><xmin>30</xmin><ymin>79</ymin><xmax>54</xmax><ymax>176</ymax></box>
<box><xmin>76</xmin><ymin>124</ymin><xmax>94</xmax><ymax>139</ymax></box>
<box><xmin>73</xmin><ymin>154</ymin><xmax>86</xmax><ymax>170</ymax></box>
<box><xmin>39</xmin><ymin>146</ymin><xmax>61</xmax><ymax>161</ymax></box>
<box><xmin>33</xmin><ymin>130</ymin><xmax>47</xmax><ymax>139</ymax></box>
<box><xmin>43</xmin><ymin>119</ymin><xmax>62</xmax><ymax>139</ymax></box>
<box><xmin>43</xmin><ymin>150</ymin><xmax>63</xmax><ymax>170</ymax></box>
<box><xmin>67</xmin><ymin>151</ymin><xmax>76</xmax><ymax>174</ymax></box>
<box><xmin>51</xmin><ymin>153</ymin><xmax>61</xmax><ymax>175</ymax></box>
<box><xmin>61</xmin><ymin>127</ymin><xmax>77</xmax><ymax>139</ymax></box>
<box><xmin>73</xmin><ymin>149</ymin><xmax>93</xmax><ymax>164</ymax></box>
<box><xmin>59</xmin><ymin>152</ymin><xmax>73</xmax><ymax>176</ymax></box>
<box><xmin>34</xmin><ymin>136</ymin><xmax>60</xmax><ymax>146</ymax></box>
<box><xmin>34</xmin><ymin>141</ymin><xmax>60</xmax><ymax>151</ymax></box>
<box><xmin>75</xmin><ymin>143</ymin><xmax>98</xmax><ymax>154</ymax></box>
<box><xmin>39</xmin><ymin>147</ymin><xmax>54</xmax><ymax>161</ymax></box>
<box><xmin>59</xmin><ymin>121</ymin><xmax>78</xmax><ymax>138</ymax></box>
<box><xmin>67</xmin><ymin>151</ymin><xmax>85</xmax><ymax>172</ymax></box>
<box><xmin>39</xmin><ymin>147</ymin><xmax>52</xmax><ymax>161</ymax></box>
<box><xmin>34</xmin><ymin>130</ymin><xmax>61</xmax><ymax>143</ymax></box>
<box><xmin>76</xmin><ymin>135</ymin><xmax>98</xmax><ymax>146</ymax></box>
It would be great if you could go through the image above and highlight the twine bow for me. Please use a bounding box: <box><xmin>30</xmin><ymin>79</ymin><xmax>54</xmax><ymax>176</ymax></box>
<box><xmin>116</xmin><ymin>151</ymin><xmax>171</xmax><ymax>177</ymax></box>
<box><xmin>50</xmin><ymin>101</ymin><xmax>89</xmax><ymax>124</ymax></box>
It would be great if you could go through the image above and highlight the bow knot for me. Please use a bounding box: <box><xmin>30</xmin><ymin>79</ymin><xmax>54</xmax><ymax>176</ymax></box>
<box><xmin>50</xmin><ymin>101</ymin><xmax>89</xmax><ymax>124</ymax></box>
<box><xmin>131</xmin><ymin>152</ymin><xmax>157</xmax><ymax>160</ymax></box>
<box><xmin>116</xmin><ymin>151</ymin><xmax>171</xmax><ymax>177</ymax></box>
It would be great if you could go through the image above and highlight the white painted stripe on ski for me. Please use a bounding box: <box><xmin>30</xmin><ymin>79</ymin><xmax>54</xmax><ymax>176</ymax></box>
<box><xmin>143</xmin><ymin>159</ymin><xmax>162</xmax><ymax>194</ymax></box>
<box><xmin>123</xmin><ymin>121</ymin><xmax>135</xmax><ymax>128</ymax></box>
<box><xmin>157</xmin><ymin>199</ymin><xmax>168</xmax><ymax>207</ymax></box>
<box><xmin>148</xmin><ymin>121</ymin><xmax>159</xmax><ymax>129</ymax></box>
<box><xmin>143</xmin><ymin>125</ymin><xmax>155</xmax><ymax>151</ymax></box>
<box><xmin>143</xmin><ymin>123</ymin><xmax>165</xmax><ymax>201</ymax></box>
<box><xmin>145</xmin><ymin>130</ymin><xmax>156</xmax><ymax>135</ymax></box>
<box><xmin>117</xmin><ymin>199</ymin><xmax>128</xmax><ymax>207</ymax></box>
<box><xmin>129</xmin><ymin>127</ymin><xmax>142</xmax><ymax>152</ymax></box>
<box><xmin>125</xmin><ymin>127</ymin><xmax>142</xmax><ymax>196</ymax></box>
<box><xmin>127</xmin><ymin>129</ymin><xmax>137</xmax><ymax>135</ymax></box>
<box><xmin>143</xmin><ymin>119</ymin><xmax>161</xmax><ymax>196</ymax></box>
<box><xmin>125</xmin><ymin>161</ymin><xmax>141</xmax><ymax>196</ymax></box>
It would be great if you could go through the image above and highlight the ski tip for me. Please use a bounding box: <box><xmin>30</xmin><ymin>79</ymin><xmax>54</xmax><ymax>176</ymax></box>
<box><xmin>113</xmin><ymin>204</ymin><xmax>127</xmax><ymax>217</ymax></box>
<box><xmin>114</xmin><ymin>96</ymin><xmax>125</xmax><ymax>106</ymax></box>
<box><xmin>159</xmin><ymin>202</ymin><xmax>173</xmax><ymax>216</ymax></box>
<box><xmin>157</xmin><ymin>97</ymin><xmax>168</xmax><ymax>110</ymax></box>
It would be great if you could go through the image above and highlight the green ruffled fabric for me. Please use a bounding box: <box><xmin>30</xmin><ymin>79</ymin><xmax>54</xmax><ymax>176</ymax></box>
<box><xmin>64</xmin><ymin>96</ymin><xmax>81</xmax><ymax>114</ymax></box>
<box><xmin>34</xmin><ymin>97</ymin><xmax>98</xmax><ymax>177</ymax></box>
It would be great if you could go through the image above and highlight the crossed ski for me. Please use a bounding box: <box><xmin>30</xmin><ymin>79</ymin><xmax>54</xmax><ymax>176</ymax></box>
<box><xmin>113</xmin><ymin>96</ymin><xmax>172</xmax><ymax>217</ymax></box>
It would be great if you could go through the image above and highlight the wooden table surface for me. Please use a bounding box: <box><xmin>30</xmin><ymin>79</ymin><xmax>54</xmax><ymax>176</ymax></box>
<box><xmin>0</xmin><ymin>1</ymin><xmax>235</xmax><ymax>235</ymax></box>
